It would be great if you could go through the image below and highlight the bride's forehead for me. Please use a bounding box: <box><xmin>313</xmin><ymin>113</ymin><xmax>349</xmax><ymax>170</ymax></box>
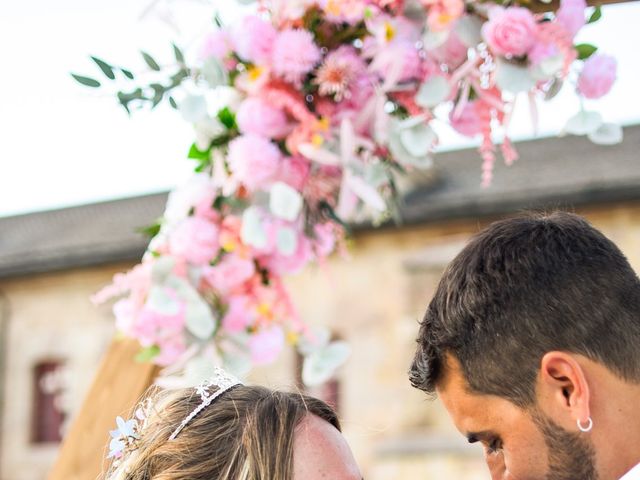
<box><xmin>293</xmin><ymin>414</ymin><xmax>362</xmax><ymax>480</ymax></box>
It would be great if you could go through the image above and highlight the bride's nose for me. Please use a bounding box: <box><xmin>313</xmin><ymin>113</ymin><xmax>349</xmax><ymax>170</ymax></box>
<box><xmin>486</xmin><ymin>455</ymin><xmax>507</xmax><ymax>480</ymax></box>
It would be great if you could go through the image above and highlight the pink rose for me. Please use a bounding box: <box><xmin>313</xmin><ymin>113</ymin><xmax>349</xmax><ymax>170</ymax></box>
<box><xmin>249</xmin><ymin>325</ymin><xmax>285</xmax><ymax>365</ymax></box>
<box><xmin>202</xmin><ymin>254</ymin><xmax>255</xmax><ymax>294</ymax></box>
<box><xmin>450</xmin><ymin>101</ymin><xmax>483</xmax><ymax>137</ymax></box>
<box><xmin>228</xmin><ymin>134</ymin><xmax>282</xmax><ymax>192</ymax></box>
<box><xmin>236</xmin><ymin>97</ymin><xmax>291</xmax><ymax>139</ymax></box>
<box><xmin>422</xmin><ymin>0</ymin><xmax>465</xmax><ymax>32</ymax></box>
<box><xmin>577</xmin><ymin>54</ymin><xmax>617</xmax><ymax>99</ymax></box>
<box><xmin>169</xmin><ymin>217</ymin><xmax>220</xmax><ymax>265</ymax></box>
<box><xmin>482</xmin><ymin>7</ymin><xmax>538</xmax><ymax>57</ymax></box>
<box><xmin>556</xmin><ymin>0</ymin><xmax>587</xmax><ymax>38</ymax></box>
<box><xmin>222</xmin><ymin>295</ymin><xmax>254</xmax><ymax>333</ymax></box>
<box><xmin>432</xmin><ymin>31</ymin><xmax>468</xmax><ymax>70</ymax></box>
<box><xmin>231</xmin><ymin>16</ymin><xmax>277</xmax><ymax>64</ymax></box>
<box><xmin>272</xmin><ymin>29</ymin><xmax>321</xmax><ymax>85</ymax></box>
<box><xmin>528</xmin><ymin>42</ymin><xmax>559</xmax><ymax>66</ymax></box>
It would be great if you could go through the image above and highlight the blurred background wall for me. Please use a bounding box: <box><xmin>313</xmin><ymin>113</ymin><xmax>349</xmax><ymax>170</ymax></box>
<box><xmin>1</xmin><ymin>127</ymin><xmax>639</xmax><ymax>479</ymax></box>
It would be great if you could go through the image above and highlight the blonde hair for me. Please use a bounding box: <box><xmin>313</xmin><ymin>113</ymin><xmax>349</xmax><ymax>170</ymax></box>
<box><xmin>104</xmin><ymin>385</ymin><xmax>340</xmax><ymax>480</ymax></box>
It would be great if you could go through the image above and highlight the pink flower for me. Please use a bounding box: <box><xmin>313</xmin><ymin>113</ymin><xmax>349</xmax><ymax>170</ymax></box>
<box><xmin>236</xmin><ymin>97</ymin><xmax>291</xmax><ymax>139</ymax></box>
<box><xmin>230</xmin><ymin>16</ymin><xmax>277</xmax><ymax>64</ymax></box>
<box><xmin>154</xmin><ymin>336</ymin><xmax>187</xmax><ymax>366</ymax></box>
<box><xmin>265</xmin><ymin>231</ymin><xmax>313</xmax><ymax>275</ymax></box>
<box><xmin>222</xmin><ymin>295</ymin><xmax>255</xmax><ymax>333</ymax></box>
<box><xmin>228</xmin><ymin>134</ymin><xmax>282</xmax><ymax>192</ymax></box>
<box><xmin>202</xmin><ymin>254</ymin><xmax>256</xmax><ymax>294</ymax></box>
<box><xmin>276</xmin><ymin>155</ymin><xmax>311</xmax><ymax>191</ymax></box>
<box><xmin>556</xmin><ymin>0</ymin><xmax>587</xmax><ymax>38</ymax></box>
<box><xmin>272</xmin><ymin>29</ymin><xmax>321</xmax><ymax>85</ymax></box>
<box><xmin>482</xmin><ymin>7</ymin><xmax>538</xmax><ymax>57</ymax></box>
<box><xmin>422</xmin><ymin>0</ymin><xmax>465</xmax><ymax>32</ymax></box>
<box><xmin>577</xmin><ymin>54</ymin><xmax>617</xmax><ymax>99</ymax></box>
<box><xmin>200</xmin><ymin>29</ymin><xmax>232</xmax><ymax>60</ymax></box>
<box><xmin>248</xmin><ymin>325</ymin><xmax>285</xmax><ymax>365</ymax></box>
<box><xmin>313</xmin><ymin>223</ymin><xmax>336</xmax><ymax>258</ymax></box>
<box><xmin>432</xmin><ymin>31</ymin><xmax>468</xmax><ymax>70</ymax></box>
<box><xmin>528</xmin><ymin>42</ymin><xmax>559</xmax><ymax>66</ymax></box>
<box><xmin>169</xmin><ymin>217</ymin><xmax>220</xmax><ymax>265</ymax></box>
<box><xmin>450</xmin><ymin>101</ymin><xmax>483</xmax><ymax>137</ymax></box>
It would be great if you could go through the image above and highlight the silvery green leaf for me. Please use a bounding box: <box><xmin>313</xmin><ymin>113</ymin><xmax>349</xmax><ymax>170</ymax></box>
<box><xmin>530</xmin><ymin>55</ymin><xmax>563</xmax><ymax>81</ymax></box>
<box><xmin>185</xmin><ymin>298</ymin><xmax>216</xmax><ymax>340</ymax></box>
<box><xmin>194</xmin><ymin>117</ymin><xmax>225</xmax><ymax>151</ymax></box>
<box><xmin>364</xmin><ymin>163</ymin><xmax>388</xmax><ymax>188</ymax></box>
<box><xmin>146</xmin><ymin>285</ymin><xmax>181</xmax><ymax>315</ymax></box>
<box><xmin>400</xmin><ymin>123</ymin><xmax>436</xmax><ymax>157</ymax></box>
<box><xmin>415</xmin><ymin>75</ymin><xmax>450</xmax><ymax>109</ymax></box>
<box><xmin>388</xmin><ymin>117</ymin><xmax>436</xmax><ymax>169</ymax></box>
<box><xmin>302</xmin><ymin>341</ymin><xmax>351</xmax><ymax>387</ymax></box>
<box><xmin>455</xmin><ymin>15</ymin><xmax>484</xmax><ymax>47</ymax></box>
<box><xmin>495</xmin><ymin>61</ymin><xmax>536</xmax><ymax>93</ymax></box>
<box><xmin>241</xmin><ymin>207</ymin><xmax>267</xmax><ymax>249</ymax></box>
<box><xmin>423</xmin><ymin>28</ymin><xmax>449</xmax><ymax>50</ymax></box>
<box><xmin>544</xmin><ymin>77</ymin><xmax>563</xmax><ymax>101</ymax></box>
<box><xmin>222</xmin><ymin>349</ymin><xmax>252</xmax><ymax>378</ymax></box>
<box><xmin>183</xmin><ymin>355</ymin><xmax>219</xmax><ymax>386</ymax></box>
<box><xmin>276</xmin><ymin>226</ymin><xmax>298</xmax><ymax>256</ymax></box>
<box><xmin>565</xmin><ymin>110</ymin><xmax>603</xmax><ymax>136</ymax></box>
<box><xmin>297</xmin><ymin>326</ymin><xmax>331</xmax><ymax>356</ymax></box>
<box><xmin>179</xmin><ymin>94</ymin><xmax>209</xmax><ymax>123</ymax></box>
<box><xmin>588</xmin><ymin>123</ymin><xmax>623</xmax><ymax>145</ymax></box>
<box><xmin>201</xmin><ymin>58</ymin><xmax>229</xmax><ymax>88</ymax></box>
<box><xmin>269</xmin><ymin>182</ymin><xmax>303</xmax><ymax>221</ymax></box>
<box><xmin>151</xmin><ymin>257</ymin><xmax>176</xmax><ymax>282</ymax></box>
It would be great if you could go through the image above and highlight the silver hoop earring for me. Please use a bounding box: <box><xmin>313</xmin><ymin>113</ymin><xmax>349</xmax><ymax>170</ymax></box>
<box><xmin>577</xmin><ymin>417</ymin><xmax>593</xmax><ymax>433</ymax></box>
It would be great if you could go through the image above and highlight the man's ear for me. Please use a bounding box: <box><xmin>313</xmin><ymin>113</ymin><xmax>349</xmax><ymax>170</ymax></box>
<box><xmin>538</xmin><ymin>352</ymin><xmax>591</xmax><ymax>429</ymax></box>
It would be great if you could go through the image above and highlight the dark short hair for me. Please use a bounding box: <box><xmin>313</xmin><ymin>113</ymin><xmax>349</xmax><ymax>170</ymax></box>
<box><xmin>409</xmin><ymin>212</ymin><xmax>640</xmax><ymax>407</ymax></box>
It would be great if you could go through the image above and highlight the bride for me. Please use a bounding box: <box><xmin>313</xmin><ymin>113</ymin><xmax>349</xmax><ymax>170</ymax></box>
<box><xmin>103</xmin><ymin>368</ymin><xmax>362</xmax><ymax>480</ymax></box>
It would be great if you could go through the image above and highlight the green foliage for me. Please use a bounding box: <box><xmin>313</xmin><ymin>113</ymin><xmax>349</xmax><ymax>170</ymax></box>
<box><xmin>120</xmin><ymin>68</ymin><xmax>135</xmax><ymax>80</ymax></box>
<box><xmin>91</xmin><ymin>56</ymin><xmax>116</xmax><ymax>79</ymax></box>
<box><xmin>168</xmin><ymin>96</ymin><xmax>178</xmax><ymax>109</ymax></box>
<box><xmin>217</xmin><ymin>107</ymin><xmax>237</xmax><ymax>130</ymax></box>
<box><xmin>173</xmin><ymin>43</ymin><xmax>185</xmax><ymax>64</ymax></box>
<box><xmin>575</xmin><ymin>43</ymin><xmax>598</xmax><ymax>60</ymax></box>
<box><xmin>588</xmin><ymin>5</ymin><xmax>602</xmax><ymax>24</ymax></box>
<box><xmin>141</xmin><ymin>51</ymin><xmax>161</xmax><ymax>71</ymax></box>
<box><xmin>135</xmin><ymin>345</ymin><xmax>161</xmax><ymax>362</ymax></box>
<box><xmin>71</xmin><ymin>74</ymin><xmax>101</xmax><ymax>88</ymax></box>
<box><xmin>188</xmin><ymin>143</ymin><xmax>212</xmax><ymax>172</ymax></box>
<box><xmin>137</xmin><ymin>220</ymin><xmax>162</xmax><ymax>238</ymax></box>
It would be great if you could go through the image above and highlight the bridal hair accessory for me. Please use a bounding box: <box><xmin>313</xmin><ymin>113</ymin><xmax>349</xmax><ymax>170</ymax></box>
<box><xmin>577</xmin><ymin>417</ymin><xmax>594</xmax><ymax>433</ymax></box>
<box><xmin>169</xmin><ymin>367</ymin><xmax>243</xmax><ymax>441</ymax></box>
<box><xmin>108</xmin><ymin>398</ymin><xmax>153</xmax><ymax>460</ymax></box>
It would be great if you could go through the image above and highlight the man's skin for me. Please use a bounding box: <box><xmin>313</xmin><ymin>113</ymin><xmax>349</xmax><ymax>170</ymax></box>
<box><xmin>437</xmin><ymin>352</ymin><xmax>640</xmax><ymax>480</ymax></box>
<box><xmin>293</xmin><ymin>413</ymin><xmax>363</xmax><ymax>480</ymax></box>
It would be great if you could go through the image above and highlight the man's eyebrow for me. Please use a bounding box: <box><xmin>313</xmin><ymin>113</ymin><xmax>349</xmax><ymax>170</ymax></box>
<box><xmin>466</xmin><ymin>430</ymin><xmax>497</xmax><ymax>443</ymax></box>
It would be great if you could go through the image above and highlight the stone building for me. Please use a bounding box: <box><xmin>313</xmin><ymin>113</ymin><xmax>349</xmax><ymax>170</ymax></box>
<box><xmin>1</xmin><ymin>125</ymin><xmax>639</xmax><ymax>480</ymax></box>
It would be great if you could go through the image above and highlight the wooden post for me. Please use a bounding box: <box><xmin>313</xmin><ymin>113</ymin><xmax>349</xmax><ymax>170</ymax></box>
<box><xmin>48</xmin><ymin>339</ymin><xmax>158</xmax><ymax>480</ymax></box>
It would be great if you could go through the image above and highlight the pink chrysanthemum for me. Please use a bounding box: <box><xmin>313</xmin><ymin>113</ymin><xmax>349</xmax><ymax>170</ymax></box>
<box><xmin>272</xmin><ymin>29</ymin><xmax>321</xmax><ymax>85</ymax></box>
<box><xmin>228</xmin><ymin>134</ymin><xmax>282</xmax><ymax>192</ymax></box>
<box><xmin>314</xmin><ymin>46</ymin><xmax>364</xmax><ymax>101</ymax></box>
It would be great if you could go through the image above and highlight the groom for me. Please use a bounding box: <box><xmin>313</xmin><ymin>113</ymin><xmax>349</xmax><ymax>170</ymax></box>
<box><xmin>409</xmin><ymin>212</ymin><xmax>640</xmax><ymax>480</ymax></box>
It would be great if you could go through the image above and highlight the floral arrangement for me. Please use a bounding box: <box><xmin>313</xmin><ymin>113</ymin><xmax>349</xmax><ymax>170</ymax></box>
<box><xmin>79</xmin><ymin>0</ymin><xmax>619</xmax><ymax>385</ymax></box>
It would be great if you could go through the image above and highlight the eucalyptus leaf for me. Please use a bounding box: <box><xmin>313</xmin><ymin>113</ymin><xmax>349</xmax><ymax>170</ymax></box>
<box><xmin>587</xmin><ymin>5</ymin><xmax>602</xmax><ymax>24</ymax></box>
<box><xmin>173</xmin><ymin>43</ymin><xmax>185</xmax><ymax>64</ymax></box>
<box><xmin>588</xmin><ymin>123</ymin><xmax>623</xmax><ymax>145</ymax></box>
<box><xmin>71</xmin><ymin>74</ymin><xmax>101</xmax><ymax>88</ymax></box>
<box><xmin>120</xmin><ymin>68</ymin><xmax>135</xmax><ymax>80</ymax></box>
<box><xmin>141</xmin><ymin>51</ymin><xmax>161</xmax><ymax>71</ymax></box>
<box><xmin>90</xmin><ymin>56</ymin><xmax>116</xmax><ymax>80</ymax></box>
<box><xmin>169</xmin><ymin>96</ymin><xmax>178</xmax><ymax>109</ymax></box>
<box><xmin>575</xmin><ymin>43</ymin><xmax>598</xmax><ymax>60</ymax></box>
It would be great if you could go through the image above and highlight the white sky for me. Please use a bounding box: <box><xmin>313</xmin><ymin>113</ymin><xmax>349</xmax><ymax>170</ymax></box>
<box><xmin>1</xmin><ymin>0</ymin><xmax>639</xmax><ymax>218</ymax></box>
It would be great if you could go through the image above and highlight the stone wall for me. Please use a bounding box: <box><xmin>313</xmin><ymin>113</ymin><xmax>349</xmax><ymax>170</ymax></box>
<box><xmin>2</xmin><ymin>202</ymin><xmax>640</xmax><ymax>479</ymax></box>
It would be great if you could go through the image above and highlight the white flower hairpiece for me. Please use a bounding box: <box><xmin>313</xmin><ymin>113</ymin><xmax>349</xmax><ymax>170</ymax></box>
<box><xmin>107</xmin><ymin>398</ymin><xmax>153</xmax><ymax>461</ymax></box>
<box><xmin>168</xmin><ymin>366</ymin><xmax>243</xmax><ymax>441</ymax></box>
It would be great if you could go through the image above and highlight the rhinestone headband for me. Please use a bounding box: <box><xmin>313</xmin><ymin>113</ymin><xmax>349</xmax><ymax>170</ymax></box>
<box><xmin>168</xmin><ymin>367</ymin><xmax>243</xmax><ymax>441</ymax></box>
